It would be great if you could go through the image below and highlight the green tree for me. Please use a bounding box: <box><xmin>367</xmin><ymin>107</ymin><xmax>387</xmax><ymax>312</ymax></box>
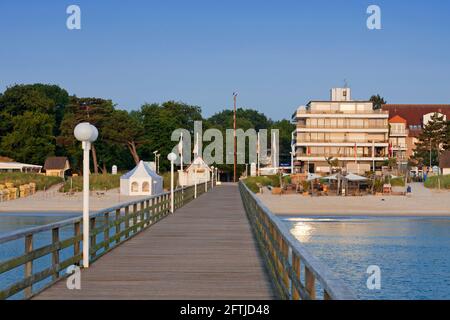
<box><xmin>413</xmin><ymin>113</ymin><xmax>447</xmax><ymax>167</ymax></box>
<box><xmin>1</xmin><ymin>111</ymin><xmax>55</xmax><ymax>164</ymax></box>
<box><xmin>370</xmin><ymin>94</ymin><xmax>386</xmax><ymax>110</ymax></box>
<box><xmin>270</xmin><ymin>119</ymin><xmax>295</xmax><ymax>164</ymax></box>
<box><xmin>102</xmin><ymin>110</ymin><xmax>146</xmax><ymax>165</ymax></box>
<box><xmin>57</xmin><ymin>97</ymin><xmax>117</xmax><ymax>173</ymax></box>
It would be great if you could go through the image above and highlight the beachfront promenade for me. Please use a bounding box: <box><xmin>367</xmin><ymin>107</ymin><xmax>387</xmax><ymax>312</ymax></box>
<box><xmin>0</xmin><ymin>183</ymin><xmax>354</xmax><ymax>300</ymax></box>
<box><xmin>34</xmin><ymin>184</ymin><xmax>275</xmax><ymax>299</ymax></box>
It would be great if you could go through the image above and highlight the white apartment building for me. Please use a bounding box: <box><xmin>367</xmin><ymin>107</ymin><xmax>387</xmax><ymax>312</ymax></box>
<box><xmin>292</xmin><ymin>88</ymin><xmax>390</xmax><ymax>174</ymax></box>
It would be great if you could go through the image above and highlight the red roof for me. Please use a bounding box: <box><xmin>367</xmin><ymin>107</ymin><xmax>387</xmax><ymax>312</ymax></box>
<box><xmin>382</xmin><ymin>104</ymin><xmax>450</xmax><ymax>137</ymax></box>
<box><xmin>389</xmin><ymin>115</ymin><xmax>407</xmax><ymax>124</ymax></box>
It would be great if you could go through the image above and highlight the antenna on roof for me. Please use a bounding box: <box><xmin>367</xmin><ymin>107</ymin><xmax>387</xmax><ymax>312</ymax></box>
<box><xmin>343</xmin><ymin>79</ymin><xmax>349</xmax><ymax>88</ymax></box>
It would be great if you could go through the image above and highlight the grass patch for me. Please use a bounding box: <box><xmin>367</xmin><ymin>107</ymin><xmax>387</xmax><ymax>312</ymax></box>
<box><xmin>161</xmin><ymin>171</ymin><xmax>179</xmax><ymax>190</ymax></box>
<box><xmin>390</xmin><ymin>177</ymin><xmax>406</xmax><ymax>187</ymax></box>
<box><xmin>0</xmin><ymin>173</ymin><xmax>63</xmax><ymax>191</ymax></box>
<box><xmin>61</xmin><ymin>174</ymin><xmax>120</xmax><ymax>192</ymax></box>
<box><xmin>243</xmin><ymin>175</ymin><xmax>283</xmax><ymax>193</ymax></box>
<box><xmin>424</xmin><ymin>175</ymin><xmax>450</xmax><ymax>189</ymax></box>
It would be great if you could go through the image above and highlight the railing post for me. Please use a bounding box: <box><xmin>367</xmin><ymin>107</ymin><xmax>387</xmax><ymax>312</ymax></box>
<box><xmin>52</xmin><ymin>227</ymin><xmax>60</xmax><ymax>280</ymax></box>
<box><xmin>104</xmin><ymin>212</ymin><xmax>110</xmax><ymax>251</ymax></box>
<box><xmin>115</xmin><ymin>209</ymin><xmax>121</xmax><ymax>244</ymax></box>
<box><xmin>133</xmin><ymin>203</ymin><xmax>138</xmax><ymax>234</ymax></box>
<box><xmin>90</xmin><ymin>217</ymin><xmax>96</xmax><ymax>260</ymax></box>
<box><xmin>140</xmin><ymin>201</ymin><xmax>145</xmax><ymax>230</ymax></box>
<box><xmin>74</xmin><ymin>221</ymin><xmax>81</xmax><ymax>264</ymax></box>
<box><xmin>24</xmin><ymin>234</ymin><xmax>33</xmax><ymax>298</ymax></box>
<box><xmin>305</xmin><ymin>266</ymin><xmax>316</xmax><ymax>299</ymax></box>
<box><xmin>125</xmin><ymin>206</ymin><xmax>130</xmax><ymax>238</ymax></box>
<box><xmin>292</xmin><ymin>254</ymin><xmax>301</xmax><ymax>300</ymax></box>
<box><xmin>145</xmin><ymin>200</ymin><xmax>150</xmax><ymax>226</ymax></box>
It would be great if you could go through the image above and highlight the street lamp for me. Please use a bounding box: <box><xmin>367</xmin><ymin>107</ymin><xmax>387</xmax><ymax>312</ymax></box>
<box><xmin>167</xmin><ymin>152</ymin><xmax>177</xmax><ymax>213</ymax></box>
<box><xmin>74</xmin><ymin>122</ymin><xmax>98</xmax><ymax>268</ymax></box>
<box><xmin>211</xmin><ymin>166</ymin><xmax>214</xmax><ymax>188</ymax></box>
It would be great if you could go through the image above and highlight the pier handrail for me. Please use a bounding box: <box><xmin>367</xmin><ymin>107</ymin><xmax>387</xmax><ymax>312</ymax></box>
<box><xmin>0</xmin><ymin>183</ymin><xmax>207</xmax><ymax>300</ymax></box>
<box><xmin>239</xmin><ymin>181</ymin><xmax>355</xmax><ymax>300</ymax></box>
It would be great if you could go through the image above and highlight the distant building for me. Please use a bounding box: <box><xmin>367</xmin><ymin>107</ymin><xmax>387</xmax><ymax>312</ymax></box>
<box><xmin>388</xmin><ymin>115</ymin><xmax>409</xmax><ymax>164</ymax></box>
<box><xmin>292</xmin><ymin>88</ymin><xmax>389</xmax><ymax>174</ymax></box>
<box><xmin>178</xmin><ymin>156</ymin><xmax>211</xmax><ymax>186</ymax></box>
<box><xmin>0</xmin><ymin>161</ymin><xmax>42</xmax><ymax>173</ymax></box>
<box><xmin>120</xmin><ymin>160</ymin><xmax>163</xmax><ymax>196</ymax></box>
<box><xmin>44</xmin><ymin>157</ymin><xmax>70</xmax><ymax>177</ymax></box>
<box><xmin>440</xmin><ymin>150</ymin><xmax>450</xmax><ymax>175</ymax></box>
<box><xmin>382</xmin><ymin>104</ymin><xmax>450</xmax><ymax>160</ymax></box>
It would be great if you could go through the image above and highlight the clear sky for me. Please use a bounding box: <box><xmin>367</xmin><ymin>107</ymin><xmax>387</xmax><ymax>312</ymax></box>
<box><xmin>0</xmin><ymin>0</ymin><xmax>449</xmax><ymax>120</ymax></box>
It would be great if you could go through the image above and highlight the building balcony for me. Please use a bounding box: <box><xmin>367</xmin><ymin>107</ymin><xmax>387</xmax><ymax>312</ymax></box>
<box><xmin>295</xmin><ymin>140</ymin><xmax>388</xmax><ymax>146</ymax></box>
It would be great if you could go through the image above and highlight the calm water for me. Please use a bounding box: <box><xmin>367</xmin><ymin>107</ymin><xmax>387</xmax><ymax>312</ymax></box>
<box><xmin>283</xmin><ymin>216</ymin><xmax>450</xmax><ymax>300</ymax></box>
<box><xmin>0</xmin><ymin>213</ymin><xmax>78</xmax><ymax>299</ymax></box>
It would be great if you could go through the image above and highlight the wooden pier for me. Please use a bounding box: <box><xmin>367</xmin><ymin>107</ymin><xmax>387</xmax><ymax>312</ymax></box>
<box><xmin>34</xmin><ymin>184</ymin><xmax>275</xmax><ymax>299</ymax></box>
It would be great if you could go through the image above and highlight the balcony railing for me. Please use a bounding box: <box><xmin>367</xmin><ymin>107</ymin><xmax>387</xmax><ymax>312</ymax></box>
<box><xmin>296</xmin><ymin>124</ymin><xmax>388</xmax><ymax>130</ymax></box>
<box><xmin>296</xmin><ymin>139</ymin><xmax>388</xmax><ymax>144</ymax></box>
<box><xmin>295</xmin><ymin>109</ymin><xmax>389</xmax><ymax>115</ymax></box>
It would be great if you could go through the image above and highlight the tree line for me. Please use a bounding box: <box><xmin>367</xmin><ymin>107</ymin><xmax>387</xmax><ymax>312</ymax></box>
<box><xmin>0</xmin><ymin>84</ymin><xmax>295</xmax><ymax>176</ymax></box>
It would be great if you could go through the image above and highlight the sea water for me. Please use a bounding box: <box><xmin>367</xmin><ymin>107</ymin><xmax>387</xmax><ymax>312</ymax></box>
<box><xmin>282</xmin><ymin>216</ymin><xmax>450</xmax><ymax>300</ymax></box>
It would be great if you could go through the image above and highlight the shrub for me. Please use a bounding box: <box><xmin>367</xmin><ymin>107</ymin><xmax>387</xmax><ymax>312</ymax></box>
<box><xmin>243</xmin><ymin>176</ymin><xmax>277</xmax><ymax>193</ymax></box>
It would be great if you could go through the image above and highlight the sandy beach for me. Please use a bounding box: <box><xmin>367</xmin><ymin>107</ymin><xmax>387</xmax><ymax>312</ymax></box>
<box><xmin>0</xmin><ymin>185</ymin><xmax>150</xmax><ymax>214</ymax></box>
<box><xmin>257</xmin><ymin>182</ymin><xmax>450</xmax><ymax>217</ymax></box>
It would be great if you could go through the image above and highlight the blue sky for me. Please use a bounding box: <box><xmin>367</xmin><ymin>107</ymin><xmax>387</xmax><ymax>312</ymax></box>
<box><xmin>0</xmin><ymin>0</ymin><xmax>449</xmax><ymax>120</ymax></box>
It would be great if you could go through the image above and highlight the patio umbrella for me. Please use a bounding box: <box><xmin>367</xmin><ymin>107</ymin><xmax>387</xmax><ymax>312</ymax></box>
<box><xmin>344</xmin><ymin>173</ymin><xmax>368</xmax><ymax>181</ymax></box>
<box><xmin>322</xmin><ymin>174</ymin><xmax>338</xmax><ymax>180</ymax></box>
<box><xmin>306</xmin><ymin>173</ymin><xmax>322</xmax><ymax>181</ymax></box>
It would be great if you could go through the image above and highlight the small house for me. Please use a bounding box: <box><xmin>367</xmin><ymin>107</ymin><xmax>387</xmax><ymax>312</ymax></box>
<box><xmin>178</xmin><ymin>156</ymin><xmax>211</xmax><ymax>186</ymax></box>
<box><xmin>44</xmin><ymin>157</ymin><xmax>70</xmax><ymax>177</ymax></box>
<box><xmin>120</xmin><ymin>160</ymin><xmax>163</xmax><ymax>196</ymax></box>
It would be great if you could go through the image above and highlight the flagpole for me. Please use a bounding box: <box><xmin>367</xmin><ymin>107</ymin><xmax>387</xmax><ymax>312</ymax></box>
<box><xmin>233</xmin><ymin>92</ymin><xmax>237</xmax><ymax>183</ymax></box>
<box><xmin>257</xmin><ymin>131</ymin><xmax>260</xmax><ymax>176</ymax></box>
<box><xmin>180</xmin><ymin>132</ymin><xmax>183</xmax><ymax>172</ymax></box>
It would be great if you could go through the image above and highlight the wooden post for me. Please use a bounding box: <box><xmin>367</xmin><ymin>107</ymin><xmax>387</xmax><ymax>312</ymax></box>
<box><xmin>140</xmin><ymin>201</ymin><xmax>145</xmax><ymax>230</ymax></box>
<box><xmin>115</xmin><ymin>209</ymin><xmax>121</xmax><ymax>244</ymax></box>
<box><xmin>90</xmin><ymin>217</ymin><xmax>96</xmax><ymax>259</ymax></box>
<box><xmin>52</xmin><ymin>227</ymin><xmax>60</xmax><ymax>280</ymax></box>
<box><xmin>305</xmin><ymin>266</ymin><xmax>316</xmax><ymax>299</ymax></box>
<box><xmin>104</xmin><ymin>212</ymin><xmax>110</xmax><ymax>251</ymax></box>
<box><xmin>133</xmin><ymin>203</ymin><xmax>138</xmax><ymax>234</ymax></box>
<box><xmin>125</xmin><ymin>206</ymin><xmax>130</xmax><ymax>238</ymax></box>
<box><xmin>24</xmin><ymin>234</ymin><xmax>33</xmax><ymax>298</ymax></box>
<box><xmin>74</xmin><ymin>221</ymin><xmax>81</xmax><ymax>264</ymax></box>
<box><xmin>292</xmin><ymin>254</ymin><xmax>301</xmax><ymax>300</ymax></box>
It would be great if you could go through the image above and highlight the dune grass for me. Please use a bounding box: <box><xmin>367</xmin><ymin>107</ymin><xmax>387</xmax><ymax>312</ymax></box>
<box><xmin>424</xmin><ymin>175</ymin><xmax>450</xmax><ymax>189</ymax></box>
<box><xmin>0</xmin><ymin>173</ymin><xmax>63</xmax><ymax>191</ymax></box>
<box><xmin>243</xmin><ymin>175</ymin><xmax>284</xmax><ymax>193</ymax></box>
<box><xmin>61</xmin><ymin>174</ymin><xmax>120</xmax><ymax>192</ymax></box>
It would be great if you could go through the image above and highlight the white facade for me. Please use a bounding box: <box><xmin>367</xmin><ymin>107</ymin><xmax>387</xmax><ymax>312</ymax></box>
<box><xmin>178</xmin><ymin>156</ymin><xmax>211</xmax><ymax>186</ymax></box>
<box><xmin>293</xmin><ymin>88</ymin><xmax>390</xmax><ymax>173</ymax></box>
<box><xmin>120</xmin><ymin>161</ymin><xmax>163</xmax><ymax>196</ymax></box>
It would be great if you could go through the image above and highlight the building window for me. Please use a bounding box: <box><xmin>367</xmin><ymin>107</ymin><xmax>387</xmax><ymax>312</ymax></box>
<box><xmin>131</xmin><ymin>182</ymin><xmax>139</xmax><ymax>192</ymax></box>
<box><xmin>142</xmin><ymin>181</ymin><xmax>150</xmax><ymax>192</ymax></box>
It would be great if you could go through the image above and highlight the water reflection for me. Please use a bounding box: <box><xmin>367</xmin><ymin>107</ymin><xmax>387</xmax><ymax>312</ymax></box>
<box><xmin>284</xmin><ymin>216</ymin><xmax>450</xmax><ymax>300</ymax></box>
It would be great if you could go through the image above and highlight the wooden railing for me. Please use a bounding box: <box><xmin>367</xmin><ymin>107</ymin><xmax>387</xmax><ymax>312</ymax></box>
<box><xmin>239</xmin><ymin>182</ymin><xmax>355</xmax><ymax>300</ymax></box>
<box><xmin>0</xmin><ymin>184</ymin><xmax>208</xmax><ymax>300</ymax></box>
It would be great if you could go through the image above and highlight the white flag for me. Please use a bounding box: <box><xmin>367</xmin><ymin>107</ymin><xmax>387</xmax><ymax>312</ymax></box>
<box><xmin>177</xmin><ymin>132</ymin><xmax>183</xmax><ymax>154</ymax></box>
<box><xmin>193</xmin><ymin>132</ymin><xmax>199</xmax><ymax>156</ymax></box>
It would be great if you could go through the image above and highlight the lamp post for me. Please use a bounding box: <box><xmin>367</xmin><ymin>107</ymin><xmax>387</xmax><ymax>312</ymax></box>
<box><xmin>74</xmin><ymin>122</ymin><xmax>98</xmax><ymax>268</ymax></box>
<box><xmin>167</xmin><ymin>152</ymin><xmax>177</xmax><ymax>213</ymax></box>
<box><xmin>211</xmin><ymin>166</ymin><xmax>214</xmax><ymax>188</ymax></box>
<box><xmin>194</xmin><ymin>168</ymin><xmax>197</xmax><ymax>198</ymax></box>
